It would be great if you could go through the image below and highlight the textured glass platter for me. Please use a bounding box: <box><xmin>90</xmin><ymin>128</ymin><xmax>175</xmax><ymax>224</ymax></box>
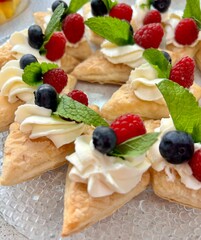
<box><xmin>1</xmin><ymin>0</ymin><xmax>201</xmax><ymax>240</ymax></box>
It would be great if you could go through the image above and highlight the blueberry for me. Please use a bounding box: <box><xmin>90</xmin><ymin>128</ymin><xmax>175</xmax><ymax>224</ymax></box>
<box><xmin>34</xmin><ymin>84</ymin><xmax>58</xmax><ymax>112</ymax></box>
<box><xmin>19</xmin><ymin>54</ymin><xmax>38</xmax><ymax>69</ymax></box>
<box><xmin>51</xmin><ymin>0</ymin><xmax>68</xmax><ymax>12</ymax></box>
<box><xmin>161</xmin><ymin>51</ymin><xmax>172</xmax><ymax>64</ymax></box>
<box><xmin>28</xmin><ymin>25</ymin><xmax>44</xmax><ymax>49</ymax></box>
<box><xmin>152</xmin><ymin>0</ymin><xmax>171</xmax><ymax>13</ymax></box>
<box><xmin>159</xmin><ymin>130</ymin><xmax>194</xmax><ymax>164</ymax></box>
<box><xmin>91</xmin><ymin>0</ymin><xmax>108</xmax><ymax>16</ymax></box>
<box><xmin>92</xmin><ymin>126</ymin><xmax>117</xmax><ymax>154</ymax></box>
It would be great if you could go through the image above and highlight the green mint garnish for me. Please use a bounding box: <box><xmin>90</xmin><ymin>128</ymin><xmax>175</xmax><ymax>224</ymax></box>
<box><xmin>22</xmin><ymin>62</ymin><xmax>58</xmax><ymax>86</ymax></box>
<box><xmin>157</xmin><ymin>80</ymin><xmax>201</xmax><ymax>143</ymax></box>
<box><xmin>85</xmin><ymin>16</ymin><xmax>134</xmax><ymax>46</ymax></box>
<box><xmin>109</xmin><ymin>133</ymin><xmax>159</xmax><ymax>158</ymax></box>
<box><xmin>67</xmin><ymin>0</ymin><xmax>89</xmax><ymax>14</ymax></box>
<box><xmin>102</xmin><ymin>0</ymin><xmax>117</xmax><ymax>12</ymax></box>
<box><xmin>183</xmin><ymin>0</ymin><xmax>201</xmax><ymax>28</ymax></box>
<box><xmin>55</xmin><ymin>95</ymin><xmax>109</xmax><ymax>127</ymax></box>
<box><xmin>143</xmin><ymin>48</ymin><xmax>172</xmax><ymax>79</ymax></box>
<box><xmin>40</xmin><ymin>3</ymin><xmax>65</xmax><ymax>55</ymax></box>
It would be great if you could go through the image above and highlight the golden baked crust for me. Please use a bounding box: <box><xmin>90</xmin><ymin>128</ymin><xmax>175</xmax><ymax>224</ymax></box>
<box><xmin>61</xmin><ymin>166</ymin><xmax>150</xmax><ymax>237</ymax></box>
<box><xmin>71</xmin><ymin>51</ymin><xmax>132</xmax><ymax>84</ymax></box>
<box><xmin>0</xmin><ymin>74</ymin><xmax>77</xmax><ymax>132</ymax></box>
<box><xmin>0</xmin><ymin>42</ymin><xmax>15</xmax><ymax>69</ymax></box>
<box><xmin>0</xmin><ymin>122</ymin><xmax>75</xmax><ymax>186</ymax></box>
<box><xmin>101</xmin><ymin>82</ymin><xmax>201</xmax><ymax>121</ymax></box>
<box><xmin>150</xmin><ymin>169</ymin><xmax>201</xmax><ymax>209</ymax></box>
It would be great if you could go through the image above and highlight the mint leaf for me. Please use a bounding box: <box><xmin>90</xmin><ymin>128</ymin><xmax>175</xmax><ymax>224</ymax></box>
<box><xmin>157</xmin><ymin>80</ymin><xmax>201</xmax><ymax>142</ymax></box>
<box><xmin>22</xmin><ymin>62</ymin><xmax>43</xmax><ymax>86</ymax></box>
<box><xmin>67</xmin><ymin>0</ymin><xmax>89</xmax><ymax>14</ymax></box>
<box><xmin>55</xmin><ymin>95</ymin><xmax>109</xmax><ymax>127</ymax></box>
<box><xmin>183</xmin><ymin>0</ymin><xmax>201</xmax><ymax>28</ymax></box>
<box><xmin>85</xmin><ymin>16</ymin><xmax>134</xmax><ymax>46</ymax></box>
<box><xmin>40</xmin><ymin>4</ymin><xmax>65</xmax><ymax>55</ymax></box>
<box><xmin>109</xmin><ymin>133</ymin><xmax>159</xmax><ymax>158</ymax></box>
<box><xmin>102</xmin><ymin>0</ymin><xmax>117</xmax><ymax>11</ymax></box>
<box><xmin>22</xmin><ymin>62</ymin><xmax>58</xmax><ymax>86</ymax></box>
<box><xmin>143</xmin><ymin>48</ymin><xmax>172</xmax><ymax>78</ymax></box>
<box><xmin>40</xmin><ymin>62</ymin><xmax>58</xmax><ymax>74</ymax></box>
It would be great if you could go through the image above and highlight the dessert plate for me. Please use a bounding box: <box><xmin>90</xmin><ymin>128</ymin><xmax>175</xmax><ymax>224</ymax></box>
<box><xmin>1</xmin><ymin>0</ymin><xmax>201</xmax><ymax>240</ymax></box>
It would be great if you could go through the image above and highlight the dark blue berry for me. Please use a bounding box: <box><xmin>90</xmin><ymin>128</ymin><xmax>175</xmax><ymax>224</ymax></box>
<box><xmin>51</xmin><ymin>0</ymin><xmax>68</xmax><ymax>12</ymax></box>
<box><xmin>159</xmin><ymin>130</ymin><xmax>194</xmax><ymax>164</ymax></box>
<box><xmin>19</xmin><ymin>54</ymin><xmax>38</xmax><ymax>69</ymax></box>
<box><xmin>28</xmin><ymin>25</ymin><xmax>44</xmax><ymax>49</ymax></box>
<box><xmin>152</xmin><ymin>0</ymin><xmax>171</xmax><ymax>13</ymax></box>
<box><xmin>91</xmin><ymin>0</ymin><xmax>108</xmax><ymax>16</ymax></box>
<box><xmin>161</xmin><ymin>51</ymin><xmax>172</xmax><ymax>64</ymax></box>
<box><xmin>93</xmin><ymin>126</ymin><xmax>117</xmax><ymax>154</ymax></box>
<box><xmin>34</xmin><ymin>84</ymin><xmax>58</xmax><ymax>112</ymax></box>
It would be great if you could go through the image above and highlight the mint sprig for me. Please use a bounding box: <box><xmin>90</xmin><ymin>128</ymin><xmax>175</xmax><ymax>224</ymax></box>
<box><xmin>67</xmin><ymin>0</ymin><xmax>89</xmax><ymax>14</ymax></box>
<box><xmin>55</xmin><ymin>95</ymin><xmax>109</xmax><ymax>127</ymax></box>
<box><xmin>183</xmin><ymin>0</ymin><xmax>201</xmax><ymax>28</ymax></box>
<box><xmin>102</xmin><ymin>0</ymin><xmax>117</xmax><ymax>11</ymax></box>
<box><xmin>157</xmin><ymin>80</ymin><xmax>201</xmax><ymax>143</ymax></box>
<box><xmin>109</xmin><ymin>133</ymin><xmax>159</xmax><ymax>158</ymax></box>
<box><xmin>85</xmin><ymin>16</ymin><xmax>134</xmax><ymax>46</ymax></box>
<box><xmin>40</xmin><ymin>3</ymin><xmax>65</xmax><ymax>55</ymax></box>
<box><xmin>22</xmin><ymin>62</ymin><xmax>58</xmax><ymax>86</ymax></box>
<box><xmin>143</xmin><ymin>48</ymin><xmax>172</xmax><ymax>79</ymax></box>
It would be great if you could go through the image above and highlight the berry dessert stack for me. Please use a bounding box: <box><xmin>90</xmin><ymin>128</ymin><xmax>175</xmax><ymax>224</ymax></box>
<box><xmin>147</xmin><ymin>79</ymin><xmax>201</xmax><ymax>209</ymax></box>
<box><xmin>101</xmin><ymin>48</ymin><xmax>201</xmax><ymax>121</ymax></box>
<box><xmin>71</xmin><ymin>14</ymin><xmax>172</xmax><ymax>84</ymax></box>
<box><xmin>62</xmin><ymin>113</ymin><xmax>159</xmax><ymax>236</ymax></box>
<box><xmin>33</xmin><ymin>0</ymin><xmax>92</xmax><ymax>70</ymax></box>
<box><xmin>0</xmin><ymin>54</ymin><xmax>77</xmax><ymax>132</ymax></box>
<box><xmin>132</xmin><ymin>0</ymin><xmax>201</xmax><ymax>65</ymax></box>
<box><xmin>0</xmin><ymin>81</ymin><xmax>107</xmax><ymax>185</ymax></box>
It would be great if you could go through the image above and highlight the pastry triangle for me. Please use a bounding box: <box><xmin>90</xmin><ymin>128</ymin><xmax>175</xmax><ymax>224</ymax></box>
<box><xmin>61</xmin><ymin>165</ymin><xmax>150</xmax><ymax>237</ymax></box>
<box><xmin>0</xmin><ymin>122</ymin><xmax>74</xmax><ymax>186</ymax></box>
<box><xmin>150</xmin><ymin>169</ymin><xmax>201</xmax><ymax>209</ymax></box>
<box><xmin>61</xmin><ymin>119</ymin><xmax>159</xmax><ymax>236</ymax></box>
<box><xmin>71</xmin><ymin>51</ymin><xmax>132</xmax><ymax>85</ymax></box>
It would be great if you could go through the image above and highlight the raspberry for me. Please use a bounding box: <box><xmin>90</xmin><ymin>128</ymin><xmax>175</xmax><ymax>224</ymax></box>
<box><xmin>62</xmin><ymin>13</ymin><xmax>84</xmax><ymax>44</ymax></box>
<box><xmin>175</xmin><ymin>18</ymin><xmax>199</xmax><ymax>45</ymax></box>
<box><xmin>189</xmin><ymin>149</ymin><xmax>201</xmax><ymax>182</ymax></box>
<box><xmin>169</xmin><ymin>56</ymin><xmax>195</xmax><ymax>88</ymax></box>
<box><xmin>43</xmin><ymin>68</ymin><xmax>68</xmax><ymax>93</ymax></box>
<box><xmin>67</xmin><ymin>90</ymin><xmax>88</xmax><ymax>106</ymax></box>
<box><xmin>45</xmin><ymin>32</ymin><xmax>66</xmax><ymax>61</ymax></box>
<box><xmin>134</xmin><ymin>23</ymin><xmax>164</xmax><ymax>49</ymax></box>
<box><xmin>110</xmin><ymin>114</ymin><xmax>146</xmax><ymax>145</ymax></box>
<box><xmin>143</xmin><ymin>10</ymin><xmax>161</xmax><ymax>25</ymax></box>
<box><xmin>109</xmin><ymin>3</ymin><xmax>133</xmax><ymax>22</ymax></box>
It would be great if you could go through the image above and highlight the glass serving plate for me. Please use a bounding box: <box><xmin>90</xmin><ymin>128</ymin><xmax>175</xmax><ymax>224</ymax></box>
<box><xmin>1</xmin><ymin>0</ymin><xmax>201</xmax><ymax>239</ymax></box>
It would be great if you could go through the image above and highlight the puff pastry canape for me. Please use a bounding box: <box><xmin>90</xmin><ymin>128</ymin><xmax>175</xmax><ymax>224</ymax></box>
<box><xmin>0</xmin><ymin>58</ymin><xmax>77</xmax><ymax>132</ymax></box>
<box><xmin>62</xmin><ymin>116</ymin><xmax>159</xmax><ymax>237</ymax></box>
<box><xmin>131</xmin><ymin>0</ymin><xmax>201</xmax><ymax>68</ymax></box>
<box><xmin>147</xmin><ymin>79</ymin><xmax>201</xmax><ymax>209</ymax></box>
<box><xmin>0</xmin><ymin>86</ymin><xmax>107</xmax><ymax>186</ymax></box>
<box><xmin>101</xmin><ymin>48</ymin><xmax>201</xmax><ymax>121</ymax></box>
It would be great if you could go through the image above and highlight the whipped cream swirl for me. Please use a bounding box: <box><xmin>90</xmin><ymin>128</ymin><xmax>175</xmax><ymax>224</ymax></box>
<box><xmin>15</xmin><ymin>104</ymin><xmax>87</xmax><ymax>148</ymax></box>
<box><xmin>128</xmin><ymin>62</ymin><xmax>166</xmax><ymax>103</ymax></box>
<box><xmin>67</xmin><ymin>135</ymin><xmax>150</xmax><ymax>197</ymax></box>
<box><xmin>100</xmin><ymin>40</ymin><xmax>146</xmax><ymax>68</ymax></box>
<box><xmin>0</xmin><ymin>60</ymin><xmax>35</xmax><ymax>103</ymax></box>
<box><xmin>147</xmin><ymin>118</ymin><xmax>201</xmax><ymax>190</ymax></box>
